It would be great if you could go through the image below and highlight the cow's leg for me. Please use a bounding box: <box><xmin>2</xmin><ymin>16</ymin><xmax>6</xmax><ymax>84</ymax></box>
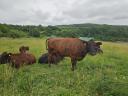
<box><xmin>48</xmin><ymin>54</ymin><xmax>52</xmax><ymax>67</ymax></box>
<box><xmin>71</xmin><ymin>58</ymin><xmax>77</xmax><ymax>71</ymax></box>
<box><xmin>12</xmin><ymin>63</ymin><xmax>20</xmax><ymax>69</ymax></box>
<box><xmin>48</xmin><ymin>48</ymin><xmax>52</xmax><ymax>67</ymax></box>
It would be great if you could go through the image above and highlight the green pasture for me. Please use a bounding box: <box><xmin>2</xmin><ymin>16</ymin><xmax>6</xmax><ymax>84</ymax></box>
<box><xmin>0</xmin><ymin>38</ymin><xmax>128</xmax><ymax>96</ymax></box>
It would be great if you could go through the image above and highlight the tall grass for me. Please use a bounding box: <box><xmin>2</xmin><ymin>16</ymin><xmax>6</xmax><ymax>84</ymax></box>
<box><xmin>0</xmin><ymin>38</ymin><xmax>128</xmax><ymax>96</ymax></box>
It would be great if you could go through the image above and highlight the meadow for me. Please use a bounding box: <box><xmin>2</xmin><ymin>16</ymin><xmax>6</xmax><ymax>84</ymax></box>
<box><xmin>0</xmin><ymin>38</ymin><xmax>128</xmax><ymax>96</ymax></box>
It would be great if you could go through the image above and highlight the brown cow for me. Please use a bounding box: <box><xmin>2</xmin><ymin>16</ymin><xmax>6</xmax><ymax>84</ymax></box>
<box><xmin>46</xmin><ymin>38</ymin><xmax>103</xmax><ymax>71</ymax></box>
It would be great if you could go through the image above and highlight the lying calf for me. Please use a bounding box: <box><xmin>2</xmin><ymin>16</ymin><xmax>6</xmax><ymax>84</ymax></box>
<box><xmin>0</xmin><ymin>46</ymin><xmax>36</xmax><ymax>68</ymax></box>
<box><xmin>0</xmin><ymin>52</ymin><xmax>11</xmax><ymax>64</ymax></box>
<box><xmin>38</xmin><ymin>52</ymin><xmax>64</xmax><ymax>64</ymax></box>
<box><xmin>38</xmin><ymin>53</ymin><xmax>48</xmax><ymax>64</ymax></box>
<box><xmin>9</xmin><ymin>52</ymin><xmax>36</xmax><ymax>68</ymax></box>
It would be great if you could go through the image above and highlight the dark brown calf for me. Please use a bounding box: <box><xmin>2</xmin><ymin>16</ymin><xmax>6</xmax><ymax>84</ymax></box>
<box><xmin>0</xmin><ymin>52</ymin><xmax>10</xmax><ymax>64</ymax></box>
<box><xmin>38</xmin><ymin>52</ymin><xmax>63</xmax><ymax>64</ymax></box>
<box><xmin>9</xmin><ymin>52</ymin><xmax>36</xmax><ymax>68</ymax></box>
<box><xmin>0</xmin><ymin>46</ymin><xmax>36</xmax><ymax>69</ymax></box>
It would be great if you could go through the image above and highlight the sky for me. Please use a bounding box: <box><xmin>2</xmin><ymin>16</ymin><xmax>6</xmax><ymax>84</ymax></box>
<box><xmin>0</xmin><ymin>0</ymin><xmax>128</xmax><ymax>25</ymax></box>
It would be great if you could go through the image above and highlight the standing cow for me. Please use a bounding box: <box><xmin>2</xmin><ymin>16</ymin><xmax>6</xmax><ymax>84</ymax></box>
<box><xmin>46</xmin><ymin>38</ymin><xmax>103</xmax><ymax>71</ymax></box>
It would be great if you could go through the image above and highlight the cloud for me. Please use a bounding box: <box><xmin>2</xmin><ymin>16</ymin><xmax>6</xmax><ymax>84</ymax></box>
<box><xmin>0</xmin><ymin>0</ymin><xmax>128</xmax><ymax>25</ymax></box>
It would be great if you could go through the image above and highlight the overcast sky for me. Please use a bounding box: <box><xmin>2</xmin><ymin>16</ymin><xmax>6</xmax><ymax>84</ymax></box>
<box><xmin>0</xmin><ymin>0</ymin><xmax>128</xmax><ymax>25</ymax></box>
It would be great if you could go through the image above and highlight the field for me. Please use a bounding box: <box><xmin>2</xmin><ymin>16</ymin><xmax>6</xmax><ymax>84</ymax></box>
<box><xmin>0</xmin><ymin>38</ymin><xmax>128</xmax><ymax>96</ymax></box>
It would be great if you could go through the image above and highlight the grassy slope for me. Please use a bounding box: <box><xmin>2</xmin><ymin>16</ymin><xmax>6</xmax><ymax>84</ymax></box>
<box><xmin>0</xmin><ymin>38</ymin><xmax>128</xmax><ymax>96</ymax></box>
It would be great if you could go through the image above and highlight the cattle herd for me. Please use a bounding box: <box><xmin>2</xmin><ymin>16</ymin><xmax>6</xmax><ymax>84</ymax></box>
<box><xmin>0</xmin><ymin>38</ymin><xmax>103</xmax><ymax>71</ymax></box>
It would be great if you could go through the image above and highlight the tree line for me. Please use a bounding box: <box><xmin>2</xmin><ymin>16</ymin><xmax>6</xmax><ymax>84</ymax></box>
<box><xmin>0</xmin><ymin>23</ymin><xmax>128</xmax><ymax>41</ymax></box>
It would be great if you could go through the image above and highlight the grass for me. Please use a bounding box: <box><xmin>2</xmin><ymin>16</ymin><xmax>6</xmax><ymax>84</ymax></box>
<box><xmin>0</xmin><ymin>38</ymin><xmax>128</xmax><ymax>96</ymax></box>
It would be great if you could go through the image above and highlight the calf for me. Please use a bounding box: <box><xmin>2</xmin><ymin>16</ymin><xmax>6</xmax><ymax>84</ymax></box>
<box><xmin>0</xmin><ymin>46</ymin><xmax>36</xmax><ymax>69</ymax></box>
<box><xmin>38</xmin><ymin>53</ymin><xmax>48</xmax><ymax>64</ymax></box>
<box><xmin>9</xmin><ymin>52</ymin><xmax>36</xmax><ymax>68</ymax></box>
<box><xmin>38</xmin><ymin>52</ymin><xmax>64</xmax><ymax>64</ymax></box>
<box><xmin>0</xmin><ymin>52</ymin><xmax>11</xmax><ymax>64</ymax></box>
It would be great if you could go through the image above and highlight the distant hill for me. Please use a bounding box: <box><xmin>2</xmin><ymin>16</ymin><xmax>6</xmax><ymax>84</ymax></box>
<box><xmin>0</xmin><ymin>23</ymin><xmax>128</xmax><ymax>41</ymax></box>
<box><xmin>57</xmin><ymin>23</ymin><xmax>128</xmax><ymax>41</ymax></box>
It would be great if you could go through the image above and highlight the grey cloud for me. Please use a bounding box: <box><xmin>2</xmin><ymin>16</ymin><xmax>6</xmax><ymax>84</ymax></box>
<box><xmin>0</xmin><ymin>0</ymin><xmax>128</xmax><ymax>25</ymax></box>
<box><xmin>62</xmin><ymin>0</ymin><xmax>128</xmax><ymax>25</ymax></box>
<box><xmin>112</xmin><ymin>16</ymin><xmax>128</xmax><ymax>20</ymax></box>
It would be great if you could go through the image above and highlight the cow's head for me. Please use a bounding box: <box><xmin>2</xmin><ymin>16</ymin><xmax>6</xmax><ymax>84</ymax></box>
<box><xmin>86</xmin><ymin>40</ymin><xmax>103</xmax><ymax>55</ymax></box>
<box><xmin>19</xmin><ymin>46</ymin><xmax>29</xmax><ymax>53</ymax></box>
<box><xmin>0</xmin><ymin>52</ymin><xmax>12</xmax><ymax>64</ymax></box>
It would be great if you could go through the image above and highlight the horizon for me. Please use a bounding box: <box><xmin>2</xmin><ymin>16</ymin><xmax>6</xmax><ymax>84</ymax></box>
<box><xmin>1</xmin><ymin>22</ymin><xmax>128</xmax><ymax>26</ymax></box>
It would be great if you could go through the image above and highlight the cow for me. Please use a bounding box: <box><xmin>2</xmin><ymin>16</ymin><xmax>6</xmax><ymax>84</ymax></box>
<box><xmin>0</xmin><ymin>46</ymin><xmax>36</xmax><ymax>69</ymax></box>
<box><xmin>0</xmin><ymin>52</ymin><xmax>11</xmax><ymax>64</ymax></box>
<box><xmin>38</xmin><ymin>53</ymin><xmax>49</xmax><ymax>64</ymax></box>
<box><xmin>38</xmin><ymin>52</ymin><xmax>64</xmax><ymax>64</ymax></box>
<box><xmin>46</xmin><ymin>38</ymin><xmax>103</xmax><ymax>71</ymax></box>
<box><xmin>9</xmin><ymin>52</ymin><xmax>36</xmax><ymax>68</ymax></box>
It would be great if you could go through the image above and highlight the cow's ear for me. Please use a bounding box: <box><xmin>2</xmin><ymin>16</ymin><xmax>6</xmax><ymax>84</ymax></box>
<box><xmin>96</xmin><ymin>42</ymin><xmax>102</xmax><ymax>45</ymax></box>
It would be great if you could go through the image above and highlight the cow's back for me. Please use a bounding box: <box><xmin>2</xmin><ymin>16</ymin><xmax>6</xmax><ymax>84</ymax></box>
<box><xmin>25</xmin><ymin>53</ymin><xmax>36</xmax><ymax>64</ymax></box>
<box><xmin>10</xmin><ymin>53</ymin><xmax>36</xmax><ymax>68</ymax></box>
<box><xmin>47</xmin><ymin>38</ymin><xmax>87</xmax><ymax>57</ymax></box>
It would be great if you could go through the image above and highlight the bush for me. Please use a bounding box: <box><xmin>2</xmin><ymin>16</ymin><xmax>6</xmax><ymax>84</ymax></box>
<box><xmin>8</xmin><ymin>30</ymin><xmax>27</xmax><ymax>38</ymax></box>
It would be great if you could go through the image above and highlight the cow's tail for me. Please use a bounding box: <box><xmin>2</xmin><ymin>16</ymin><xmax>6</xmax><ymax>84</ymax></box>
<box><xmin>46</xmin><ymin>38</ymin><xmax>50</xmax><ymax>50</ymax></box>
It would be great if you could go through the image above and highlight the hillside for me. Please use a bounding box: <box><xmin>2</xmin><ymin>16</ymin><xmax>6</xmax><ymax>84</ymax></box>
<box><xmin>0</xmin><ymin>23</ymin><xmax>128</xmax><ymax>41</ymax></box>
